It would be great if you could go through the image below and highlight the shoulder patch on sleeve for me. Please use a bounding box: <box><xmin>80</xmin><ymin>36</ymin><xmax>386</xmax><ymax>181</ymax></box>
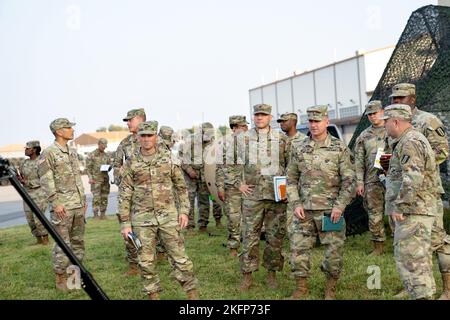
<box><xmin>401</xmin><ymin>154</ymin><xmax>410</xmax><ymax>164</ymax></box>
<box><xmin>37</xmin><ymin>156</ymin><xmax>50</xmax><ymax>176</ymax></box>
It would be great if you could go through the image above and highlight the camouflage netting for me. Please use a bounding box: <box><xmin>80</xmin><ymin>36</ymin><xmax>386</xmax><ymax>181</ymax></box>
<box><xmin>345</xmin><ymin>5</ymin><xmax>450</xmax><ymax>236</ymax></box>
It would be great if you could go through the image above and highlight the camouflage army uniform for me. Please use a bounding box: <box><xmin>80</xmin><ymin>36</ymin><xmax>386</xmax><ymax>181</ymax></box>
<box><xmin>391</xmin><ymin>83</ymin><xmax>450</xmax><ymax>278</ymax></box>
<box><xmin>382</xmin><ymin>104</ymin><xmax>439</xmax><ymax>299</ymax></box>
<box><xmin>20</xmin><ymin>155</ymin><xmax>48</xmax><ymax>238</ymax></box>
<box><xmin>284</xmin><ymin>131</ymin><xmax>306</xmax><ymax>225</ymax></box>
<box><xmin>239</xmin><ymin>112</ymin><xmax>287</xmax><ymax>275</ymax></box>
<box><xmin>354</xmin><ymin>114</ymin><xmax>390</xmax><ymax>242</ymax></box>
<box><xmin>216</xmin><ymin>131</ymin><xmax>245</xmax><ymax>249</ymax></box>
<box><xmin>410</xmin><ymin>107</ymin><xmax>450</xmax><ymax>274</ymax></box>
<box><xmin>38</xmin><ymin>134</ymin><xmax>86</xmax><ymax>275</ymax></box>
<box><xmin>86</xmin><ymin>145</ymin><xmax>111</xmax><ymax>218</ymax></box>
<box><xmin>386</xmin><ymin>128</ymin><xmax>437</xmax><ymax>299</ymax></box>
<box><xmin>285</xmin><ymin>132</ymin><xmax>306</xmax><ymax>166</ymax></box>
<box><xmin>118</xmin><ymin>121</ymin><xmax>198</xmax><ymax>295</ymax></box>
<box><xmin>287</xmin><ymin>131</ymin><xmax>355</xmax><ymax>280</ymax></box>
<box><xmin>113</xmin><ymin>133</ymin><xmax>140</xmax><ymax>265</ymax></box>
<box><xmin>179</xmin><ymin>130</ymin><xmax>222</xmax><ymax>229</ymax></box>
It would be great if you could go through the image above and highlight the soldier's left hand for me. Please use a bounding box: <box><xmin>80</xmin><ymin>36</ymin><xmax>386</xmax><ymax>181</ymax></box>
<box><xmin>391</xmin><ymin>212</ymin><xmax>404</xmax><ymax>222</ymax></box>
<box><xmin>178</xmin><ymin>214</ymin><xmax>189</xmax><ymax>229</ymax></box>
<box><xmin>331</xmin><ymin>207</ymin><xmax>343</xmax><ymax>223</ymax></box>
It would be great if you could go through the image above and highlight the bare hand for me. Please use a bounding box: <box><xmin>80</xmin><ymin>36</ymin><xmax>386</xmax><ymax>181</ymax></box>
<box><xmin>331</xmin><ymin>207</ymin><xmax>343</xmax><ymax>224</ymax></box>
<box><xmin>239</xmin><ymin>184</ymin><xmax>255</xmax><ymax>196</ymax></box>
<box><xmin>17</xmin><ymin>173</ymin><xmax>25</xmax><ymax>184</ymax></box>
<box><xmin>89</xmin><ymin>179</ymin><xmax>95</xmax><ymax>184</ymax></box>
<box><xmin>218</xmin><ymin>191</ymin><xmax>225</xmax><ymax>202</ymax></box>
<box><xmin>178</xmin><ymin>214</ymin><xmax>189</xmax><ymax>229</ymax></box>
<box><xmin>391</xmin><ymin>212</ymin><xmax>405</xmax><ymax>222</ymax></box>
<box><xmin>188</xmin><ymin>171</ymin><xmax>198</xmax><ymax>179</ymax></box>
<box><xmin>356</xmin><ymin>185</ymin><xmax>364</xmax><ymax>197</ymax></box>
<box><xmin>54</xmin><ymin>205</ymin><xmax>67</xmax><ymax>220</ymax></box>
<box><xmin>121</xmin><ymin>226</ymin><xmax>133</xmax><ymax>241</ymax></box>
<box><xmin>294</xmin><ymin>205</ymin><xmax>305</xmax><ymax>220</ymax></box>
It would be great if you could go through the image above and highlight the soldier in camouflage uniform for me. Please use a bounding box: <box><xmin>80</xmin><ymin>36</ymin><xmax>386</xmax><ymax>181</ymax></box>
<box><xmin>179</xmin><ymin>123</ymin><xmax>223</xmax><ymax>232</ymax></box>
<box><xmin>86</xmin><ymin>138</ymin><xmax>111</xmax><ymax>220</ymax></box>
<box><xmin>216</xmin><ymin>115</ymin><xmax>248</xmax><ymax>257</ymax></box>
<box><xmin>38</xmin><ymin>118</ymin><xmax>87</xmax><ymax>291</ymax></box>
<box><xmin>118</xmin><ymin>121</ymin><xmax>199</xmax><ymax>300</ymax></box>
<box><xmin>239</xmin><ymin>104</ymin><xmax>287</xmax><ymax>291</ymax></box>
<box><xmin>155</xmin><ymin>125</ymin><xmax>176</xmax><ymax>260</ymax></box>
<box><xmin>391</xmin><ymin>84</ymin><xmax>450</xmax><ymax>300</ymax></box>
<box><xmin>18</xmin><ymin>140</ymin><xmax>49</xmax><ymax>245</ymax></box>
<box><xmin>113</xmin><ymin>108</ymin><xmax>146</xmax><ymax>276</ymax></box>
<box><xmin>286</xmin><ymin>105</ymin><xmax>355</xmax><ymax>300</ymax></box>
<box><xmin>277</xmin><ymin>112</ymin><xmax>306</xmax><ymax>233</ymax></box>
<box><xmin>277</xmin><ymin>112</ymin><xmax>306</xmax><ymax>166</ymax></box>
<box><xmin>354</xmin><ymin>101</ymin><xmax>394</xmax><ymax>255</ymax></box>
<box><xmin>382</xmin><ymin>104</ymin><xmax>439</xmax><ymax>300</ymax></box>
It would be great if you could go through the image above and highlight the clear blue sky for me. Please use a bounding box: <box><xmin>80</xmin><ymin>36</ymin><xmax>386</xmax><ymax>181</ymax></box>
<box><xmin>0</xmin><ymin>0</ymin><xmax>435</xmax><ymax>147</ymax></box>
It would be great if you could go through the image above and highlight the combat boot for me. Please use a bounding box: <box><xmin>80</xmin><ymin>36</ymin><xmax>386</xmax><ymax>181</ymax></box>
<box><xmin>229</xmin><ymin>248</ymin><xmax>238</xmax><ymax>257</ymax></box>
<box><xmin>148</xmin><ymin>292</ymin><xmax>160</xmax><ymax>300</ymax></box>
<box><xmin>240</xmin><ymin>272</ymin><xmax>253</xmax><ymax>291</ymax></box>
<box><xmin>438</xmin><ymin>273</ymin><xmax>450</xmax><ymax>300</ymax></box>
<box><xmin>267</xmin><ymin>271</ymin><xmax>278</xmax><ymax>289</ymax></box>
<box><xmin>369</xmin><ymin>241</ymin><xmax>384</xmax><ymax>256</ymax></box>
<box><xmin>100</xmin><ymin>212</ymin><xmax>107</xmax><ymax>220</ymax></box>
<box><xmin>324</xmin><ymin>276</ymin><xmax>338</xmax><ymax>300</ymax></box>
<box><xmin>35</xmin><ymin>236</ymin><xmax>43</xmax><ymax>245</ymax></box>
<box><xmin>124</xmin><ymin>263</ymin><xmax>140</xmax><ymax>276</ymax></box>
<box><xmin>187</xmin><ymin>289</ymin><xmax>200</xmax><ymax>300</ymax></box>
<box><xmin>55</xmin><ymin>273</ymin><xmax>68</xmax><ymax>292</ymax></box>
<box><xmin>41</xmin><ymin>235</ymin><xmax>49</xmax><ymax>245</ymax></box>
<box><xmin>290</xmin><ymin>277</ymin><xmax>309</xmax><ymax>299</ymax></box>
<box><xmin>93</xmin><ymin>211</ymin><xmax>100</xmax><ymax>220</ymax></box>
<box><xmin>199</xmin><ymin>226</ymin><xmax>207</xmax><ymax>233</ymax></box>
<box><xmin>215</xmin><ymin>218</ymin><xmax>223</xmax><ymax>228</ymax></box>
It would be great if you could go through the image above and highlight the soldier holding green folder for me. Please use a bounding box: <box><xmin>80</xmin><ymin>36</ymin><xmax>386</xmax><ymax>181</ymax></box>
<box><xmin>286</xmin><ymin>105</ymin><xmax>355</xmax><ymax>300</ymax></box>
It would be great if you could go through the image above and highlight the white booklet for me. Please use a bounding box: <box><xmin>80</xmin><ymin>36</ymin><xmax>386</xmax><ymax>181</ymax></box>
<box><xmin>373</xmin><ymin>148</ymin><xmax>384</xmax><ymax>170</ymax></box>
<box><xmin>100</xmin><ymin>164</ymin><xmax>111</xmax><ymax>172</ymax></box>
<box><xmin>273</xmin><ymin>176</ymin><xmax>287</xmax><ymax>202</ymax></box>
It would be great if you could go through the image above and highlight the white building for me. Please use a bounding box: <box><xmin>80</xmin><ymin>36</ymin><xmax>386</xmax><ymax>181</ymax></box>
<box><xmin>248</xmin><ymin>46</ymin><xmax>394</xmax><ymax>143</ymax></box>
<box><xmin>70</xmin><ymin>131</ymin><xmax>130</xmax><ymax>157</ymax></box>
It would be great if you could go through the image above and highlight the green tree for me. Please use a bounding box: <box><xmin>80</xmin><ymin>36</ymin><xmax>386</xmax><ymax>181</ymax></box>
<box><xmin>108</xmin><ymin>124</ymin><xmax>128</xmax><ymax>131</ymax></box>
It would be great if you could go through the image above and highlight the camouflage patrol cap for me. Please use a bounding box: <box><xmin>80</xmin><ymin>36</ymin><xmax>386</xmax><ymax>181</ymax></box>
<box><xmin>389</xmin><ymin>83</ymin><xmax>416</xmax><ymax>98</ymax></box>
<box><xmin>49</xmin><ymin>118</ymin><xmax>76</xmax><ymax>133</ymax></box>
<box><xmin>122</xmin><ymin>108</ymin><xmax>146</xmax><ymax>121</ymax></box>
<box><xmin>229</xmin><ymin>115</ymin><xmax>249</xmax><ymax>126</ymax></box>
<box><xmin>365</xmin><ymin>100</ymin><xmax>383</xmax><ymax>115</ymax></box>
<box><xmin>159</xmin><ymin>126</ymin><xmax>174</xmax><ymax>141</ymax></box>
<box><xmin>307</xmin><ymin>105</ymin><xmax>328</xmax><ymax>121</ymax></box>
<box><xmin>277</xmin><ymin>112</ymin><xmax>298</xmax><ymax>123</ymax></box>
<box><xmin>98</xmin><ymin>138</ymin><xmax>108</xmax><ymax>145</ymax></box>
<box><xmin>379</xmin><ymin>104</ymin><xmax>412</xmax><ymax>121</ymax></box>
<box><xmin>201</xmin><ymin>122</ymin><xmax>214</xmax><ymax>130</ymax></box>
<box><xmin>253</xmin><ymin>104</ymin><xmax>272</xmax><ymax>115</ymax></box>
<box><xmin>137</xmin><ymin>121</ymin><xmax>158</xmax><ymax>135</ymax></box>
<box><xmin>25</xmin><ymin>140</ymin><xmax>40</xmax><ymax>148</ymax></box>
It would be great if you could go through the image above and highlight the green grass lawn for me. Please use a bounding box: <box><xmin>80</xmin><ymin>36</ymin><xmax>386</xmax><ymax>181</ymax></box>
<box><xmin>0</xmin><ymin>215</ymin><xmax>445</xmax><ymax>300</ymax></box>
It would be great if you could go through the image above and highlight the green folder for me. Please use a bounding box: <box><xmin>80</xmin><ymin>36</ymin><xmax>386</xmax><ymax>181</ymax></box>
<box><xmin>322</xmin><ymin>214</ymin><xmax>345</xmax><ymax>232</ymax></box>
